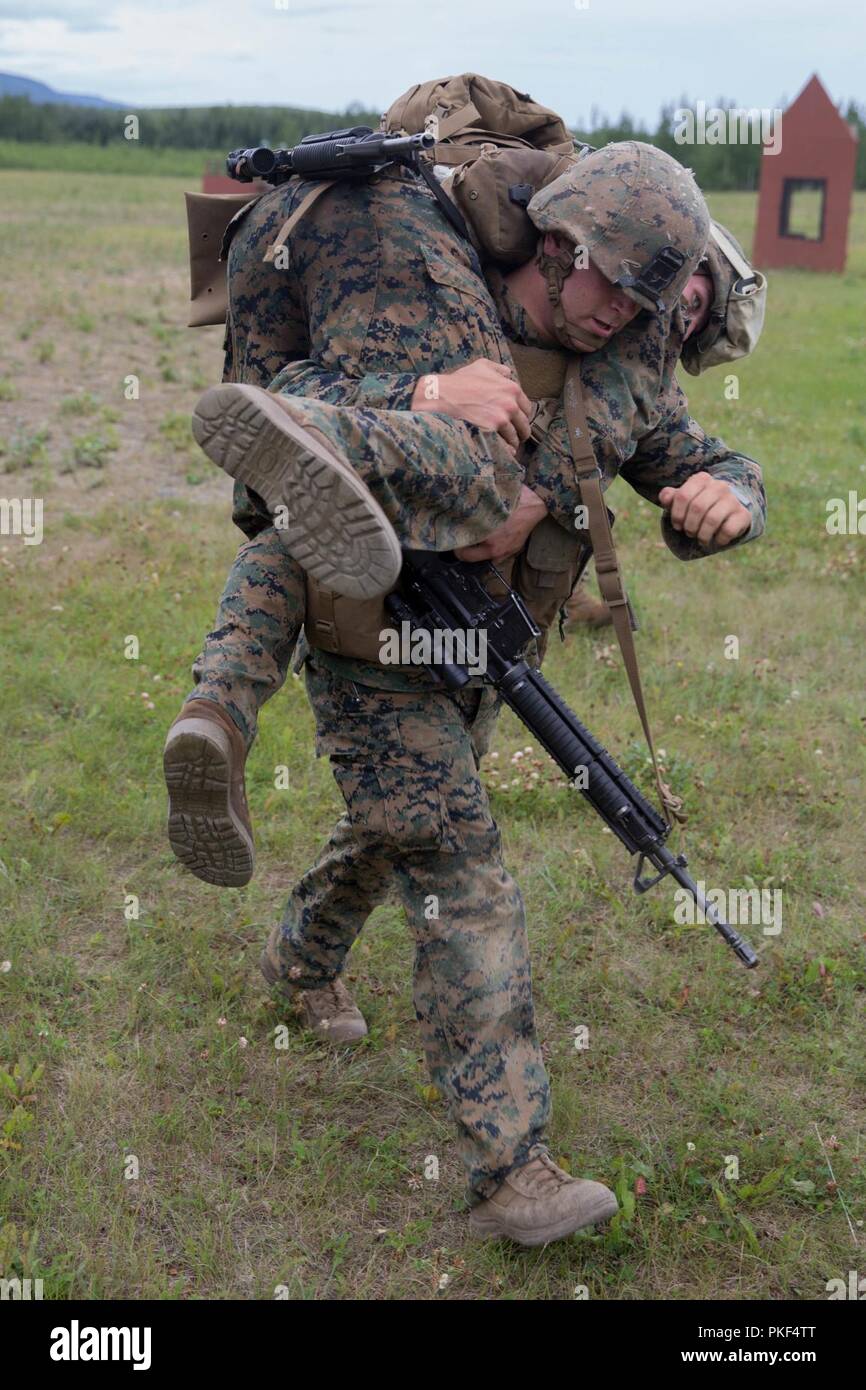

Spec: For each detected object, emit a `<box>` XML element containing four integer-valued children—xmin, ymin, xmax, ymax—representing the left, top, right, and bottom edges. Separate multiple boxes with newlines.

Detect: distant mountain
<box><xmin>0</xmin><ymin>72</ymin><xmax>123</xmax><ymax>108</ymax></box>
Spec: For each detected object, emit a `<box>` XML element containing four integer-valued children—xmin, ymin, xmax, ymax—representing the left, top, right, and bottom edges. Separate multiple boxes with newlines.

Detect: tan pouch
<box><xmin>303</xmin><ymin>557</ymin><xmax>523</xmax><ymax>663</ymax></box>
<box><xmin>508</xmin><ymin>341</ymin><xmax>570</xmax><ymax>401</ymax></box>
<box><xmin>185</xmin><ymin>192</ymin><xmax>261</xmax><ymax>327</ymax></box>
<box><xmin>445</xmin><ymin>146</ymin><xmax>577</xmax><ymax>265</ymax></box>
<box><xmin>304</xmin><ymin>583</ymin><xmax>387</xmax><ymax>663</ymax></box>
<box><xmin>513</xmin><ymin>514</ymin><xmax>591</xmax><ymax>647</ymax></box>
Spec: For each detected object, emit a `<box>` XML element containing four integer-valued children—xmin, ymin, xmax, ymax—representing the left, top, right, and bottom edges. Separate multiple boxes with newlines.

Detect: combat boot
<box><xmin>468</xmin><ymin>1150</ymin><xmax>618</xmax><ymax>1246</ymax></box>
<box><xmin>163</xmin><ymin>698</ymin><xmax>254</xmax><ymax>887</ymax></box>
<box><xmin>192</xmin><ymin>383</ymin><xmax>402</xmax><ymax>601</ymax></box>
<box><xmin>260</xmin><ymin>927</ymin><xmax>367</xmax><ymax>1044</ymax></box>
<box><xmin>564</xmin><ymin>577</ymin><xmax>612</xmax><ymax>628</ymax></box>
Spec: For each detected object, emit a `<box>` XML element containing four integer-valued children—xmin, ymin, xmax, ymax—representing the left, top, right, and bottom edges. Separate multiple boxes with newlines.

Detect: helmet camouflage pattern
<box><xmin>527</xmin><ymin>141</ymin><xmax>710</xmax><ymax>341</ymax></box>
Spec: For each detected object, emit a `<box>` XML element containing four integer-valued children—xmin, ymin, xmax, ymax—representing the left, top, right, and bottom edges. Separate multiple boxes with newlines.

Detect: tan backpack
<box><xmin>382</xmin><ymin>73</ymin><xmax>575</xmax><ymax>166</ymax></box>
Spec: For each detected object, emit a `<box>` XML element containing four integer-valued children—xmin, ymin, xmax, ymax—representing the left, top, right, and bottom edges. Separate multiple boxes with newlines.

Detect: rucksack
<box><xmin>382</xmin><ymin>72</ymin><xmax>575</xmax><ymax>165</ymax></box>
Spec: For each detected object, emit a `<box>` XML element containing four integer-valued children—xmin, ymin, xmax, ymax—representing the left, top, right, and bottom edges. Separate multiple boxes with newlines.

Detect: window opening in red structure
<box><xmin>779</xmin><ymin>177</ymin><xmax>827</xmax><ymax>241</ymax></box>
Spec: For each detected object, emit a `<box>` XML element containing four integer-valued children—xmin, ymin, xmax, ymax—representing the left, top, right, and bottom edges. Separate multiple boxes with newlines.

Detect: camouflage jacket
<box><xmin>224</xmin><ymin>166</ymin><xmax>764</xmax><ymax>540</ymax></box>
<box><xmin>483</xmin><ymin>267</ymin><xmax>765</xmax><ymax>560</ymax></box>
<box><xmin>222</xmin><ymin>166</ymin><xmax>765</xmax><ymax>687</ymax></box>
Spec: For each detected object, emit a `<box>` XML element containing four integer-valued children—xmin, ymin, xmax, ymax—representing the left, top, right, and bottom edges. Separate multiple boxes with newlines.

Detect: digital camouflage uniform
<box><xmin>188</xmin><ymin>165</ymin><xmax>766</xmax><ymax>1202</ymax></box>
<box><xmin>195</xmin><ymin>167</ymin><xmax>765</xmax><ymax>726</ymax></box>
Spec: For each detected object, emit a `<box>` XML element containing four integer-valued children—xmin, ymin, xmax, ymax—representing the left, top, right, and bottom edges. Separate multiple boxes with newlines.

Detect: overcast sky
<box><xmin>0</xmin><ymin>0</ymin><xmax>863</xmax><ymax>126</ymax></box>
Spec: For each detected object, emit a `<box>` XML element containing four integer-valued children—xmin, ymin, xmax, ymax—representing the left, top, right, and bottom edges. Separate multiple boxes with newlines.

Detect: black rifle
<box><xmin>385</xmin><ymin>550</ymin><xmax>759</xmax><ymax>969</ymax></box>
<box><xmin>226</xmin><ymin>126</ymin><xmax>471</xmax><ymax>243</ymax></box>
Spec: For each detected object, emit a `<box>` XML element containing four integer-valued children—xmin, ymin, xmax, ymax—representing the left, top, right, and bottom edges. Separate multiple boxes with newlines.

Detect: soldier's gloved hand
<box><xmin>411</xmin><ymin>358</ymin><xmax>532</xmax><ymax>453</ymax></box>
<box><xmin>454</xmin><ymin>485</ymin><xmax>547</xmax><ymax>563</ymax></box>
<box><xmin>659</xmin><ymin>473</ymin><xmax>751</xmax><ymax>548</ymax></box>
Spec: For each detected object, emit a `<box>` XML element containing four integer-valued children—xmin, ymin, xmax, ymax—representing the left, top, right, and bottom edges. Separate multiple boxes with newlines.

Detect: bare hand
<box><xmin>659</xmin><ymin>473</ymin><xmax>751</xmax><ymax>548</ymax></box>
<box><xmin>454</xmin><ymin>485</ymin><xmax>548</xmax><ymax>563</ymax></box>
<box><xmin>411</xmin><ymin>358</ymin><xmax>532</xmax><ymax>453</ymax></box>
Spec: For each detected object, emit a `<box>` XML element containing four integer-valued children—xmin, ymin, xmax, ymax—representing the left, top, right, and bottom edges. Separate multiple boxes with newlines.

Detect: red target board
<box><xmin>754</xmin><ymin>74</ymin><xmax>858</xmax><ymax>273</ymax></box>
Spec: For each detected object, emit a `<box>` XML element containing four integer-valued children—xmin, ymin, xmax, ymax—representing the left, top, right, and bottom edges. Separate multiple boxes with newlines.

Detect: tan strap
<box><xmin>431</xmin><ymin>100</ymin><xmax>481</xmax><ymax>141</ymax></box>
<box><xmin>709</xmin><ymin>222</ymin><xmax>753</xmax><ymax>281</ymax></box>
<box><xmin>262</xmin><ymin>181</ymin><xmax>336</xmax><ymax>264</ymax></box>
<box><xmin>310</xmin><ymin>587</ymin><xmax>339</xmax><ymax>654</ymax></box>
<box><xmin>563</xmin><ymin>361</ymin><xmax>685</xmax><ymax>826</ymax></box>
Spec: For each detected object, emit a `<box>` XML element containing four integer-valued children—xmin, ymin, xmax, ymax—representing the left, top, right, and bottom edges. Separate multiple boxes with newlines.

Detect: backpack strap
<box><xmin>563</xmin><ymin>360</ymin><xmax>686</xmax><ymax>826</ymax></box>
<box><xmin>709</xmin><ymin>222</ymin><xmax>753</xmax><ymax>280</ymax></box>
<box><xmin>429</xmin><ymin>100</ymin><xmax>481</xmax><ymax>140</ymax></box>
<box><xmin>262</xmin><ymin>180</ymin><xmax>337</xmax><ymax>263</ymax></box>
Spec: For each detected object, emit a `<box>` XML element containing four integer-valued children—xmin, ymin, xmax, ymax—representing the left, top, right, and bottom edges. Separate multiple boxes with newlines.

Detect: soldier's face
<box><xmin>680</xmin><ymin>272</ymin><xmax>714</xmax><ymax>341</ymax></box>
<box><xmin>550</xmin><ymin>238</ymin><xmax>641</xmax><ymax>342</ymax></box>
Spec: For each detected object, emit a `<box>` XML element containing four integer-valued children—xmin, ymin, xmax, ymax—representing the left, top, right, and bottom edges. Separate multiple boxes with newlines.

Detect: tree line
<box><xmin>1</xmin><ymin>94</ymin><xmax>863</xmax><ymax>189</ymax></box>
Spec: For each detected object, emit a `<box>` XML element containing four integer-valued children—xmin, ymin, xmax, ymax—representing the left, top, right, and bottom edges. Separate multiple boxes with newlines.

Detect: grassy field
<box><xmin>0</xmin><ymin>139</ymin><xmax>227</xmax><ymax>178</ymax></box>
<box><xmin>0</xmin><ymin>168</ymin><xmax>864</xmax><ymax>1301</ymax></box>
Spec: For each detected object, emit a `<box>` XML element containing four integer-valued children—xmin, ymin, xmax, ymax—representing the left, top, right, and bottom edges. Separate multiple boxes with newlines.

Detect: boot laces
<box><xmin>519</xmin><ymin>1151</ymin><xmax>572</xmax><ymax>1194</ymax></box>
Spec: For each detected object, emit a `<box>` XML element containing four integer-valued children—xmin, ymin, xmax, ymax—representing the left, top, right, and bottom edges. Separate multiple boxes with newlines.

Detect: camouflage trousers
<box><xmin>265</xmin><ymin>653</ymin><xmax>552</xmax><ymax>1201</ymax></box>
<box><xmin>190</xmin><ymin>526</ymin><xmax>305</xmax><ymax>746</ymax></box>
<box><xmin>231</xmin><ymin>392</ymin><xmax>524</xmax><ymax>552</ymax></box>
<box><xmin>187</xmin><ymin>400</ymin><xmax>552</xmax><ymax>1198</ymax></box>
<box><xmin>189</xmin><ymin>530</ymin><xmax>553</xmax><ymax>1198</ymax></box>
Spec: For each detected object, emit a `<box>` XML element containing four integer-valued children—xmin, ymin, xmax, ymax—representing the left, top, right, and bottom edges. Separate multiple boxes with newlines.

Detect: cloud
<box><xmin>0</xmin><ymin>0</ymin><xmax>861</xmax><ymax>126</ymax></box>
<box><xmin>272</xmin><ymin>3</ymin><xmax>370</xmax><ymax>14</ymax></box>
<box><xmin>0</xmin><ymin>1</ymin><xmax>118</xmax><ymax>30</ymax></box>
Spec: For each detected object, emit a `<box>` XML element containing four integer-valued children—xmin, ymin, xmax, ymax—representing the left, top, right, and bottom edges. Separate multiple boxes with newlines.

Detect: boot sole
<box><xmin>164</xmin><ymin>719</ymin><xmax>254</xmax><ymax>887</ymax></box>
<box><xmin>192</xmin><ymin>385</ymin><xmax>402</xmax><ymax>600</ymax></box>
<box><xmin>468</xmin><ymin>1192</ymin><xmax>619</xmax><ymax>1247</ymax></box>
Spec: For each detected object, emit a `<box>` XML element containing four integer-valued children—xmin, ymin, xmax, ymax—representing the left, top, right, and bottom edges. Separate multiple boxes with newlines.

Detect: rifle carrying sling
<box><xmin>562</xmin><ymin>359</ymin><xmax>685</xmax><ymax>826</ymax></box>
<box><xmin>261</xmin><ymin>180</ymin><xmax>337</xmax><ymax>264</ymax></box>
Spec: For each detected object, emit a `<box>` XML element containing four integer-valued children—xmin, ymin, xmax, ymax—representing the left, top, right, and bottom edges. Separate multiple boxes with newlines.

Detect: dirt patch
<box><xmin>1</xmin><ymin>213</ymin><xmax>232</xmax><ymax>560</ymax></box>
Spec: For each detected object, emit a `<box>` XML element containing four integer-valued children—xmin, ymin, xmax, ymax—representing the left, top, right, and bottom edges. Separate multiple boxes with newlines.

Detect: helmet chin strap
<box><xmin>535</xmin><ymin>238</ymin><xmax>606</xmax><ymax>353</ymax></box>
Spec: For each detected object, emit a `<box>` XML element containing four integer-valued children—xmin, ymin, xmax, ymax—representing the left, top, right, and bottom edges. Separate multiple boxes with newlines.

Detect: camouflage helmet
<box><xmin>527</xmin><ymin>141</ymin><xmax>710</xmax><ymax>349</ymax></box>
<box><xmin>680</xmin><ymin>221</ymin><xmax>767</xmax><ymax>376</ymax></box>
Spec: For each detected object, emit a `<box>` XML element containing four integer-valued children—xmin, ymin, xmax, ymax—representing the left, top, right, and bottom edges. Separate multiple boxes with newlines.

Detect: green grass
<box><xmin>0</xmin><ymin>139</ymin><xmax>226</xmax><ymax>178</ymax></box>
<box><xmin>0</xmin><ymin>174</ymin><xmax>864</xmax><ymax>1300</ymax></box>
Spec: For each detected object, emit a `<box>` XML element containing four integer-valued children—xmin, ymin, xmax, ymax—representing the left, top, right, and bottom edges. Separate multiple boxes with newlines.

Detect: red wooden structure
<box><xmin>202</xmin><ymin>161</ymin><xmax>267</xmax><ymax>196</ymax></box>
<box><xmin>753</xmin><ymin>74</ymin><xmax>858</xmax><ymax>272</ymax></box>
